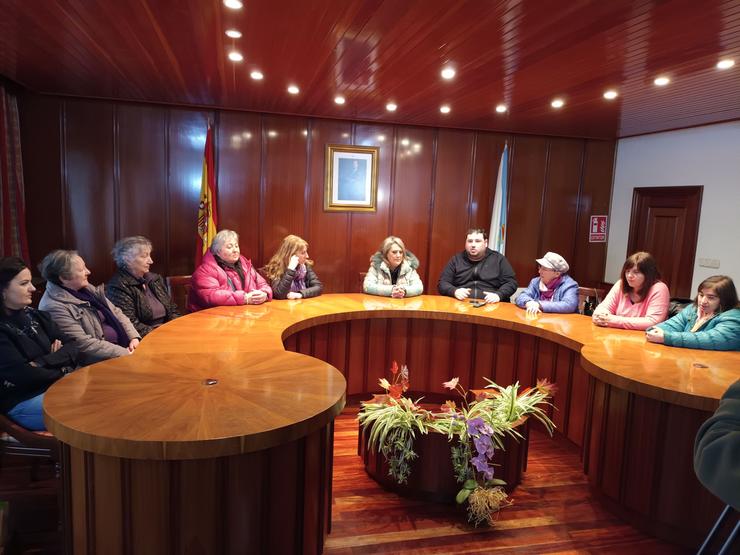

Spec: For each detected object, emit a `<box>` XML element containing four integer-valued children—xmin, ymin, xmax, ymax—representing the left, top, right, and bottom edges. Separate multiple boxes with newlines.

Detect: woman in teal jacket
<box><xmin>646</xmin><ymin>275</ymin><xmax>740</xmax><ymax>351</ymax></box>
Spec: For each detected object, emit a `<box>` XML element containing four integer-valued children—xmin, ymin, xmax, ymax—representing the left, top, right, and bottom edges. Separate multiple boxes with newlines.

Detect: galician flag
<box><xmin>196</xmin><ymin>123</ymin><xmax>218</xmax><ymax>265</ymax></box>
<box><xmin>488</xmin><ymin>144</ymin><xmax>508</xmax><ymax>254</ymax></box>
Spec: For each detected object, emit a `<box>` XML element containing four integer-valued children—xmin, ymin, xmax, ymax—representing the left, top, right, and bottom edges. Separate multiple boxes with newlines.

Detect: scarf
<box><xmin>214</xmin><ymin>255</ymin><xmax>246</xmax><ymax>290</ymax></box>
<box><xmin>64</xmin><ymin>286</ymin><xmax>129</xmax><ymax>347</ymax></box>
<box><xmin>538</xmin><ymin>275</ymin><xmax>564</xmax><ymax>301</ymax></box>
<box><xmin>291</xmin><ymin>264</ymin><xmax>307</xmax><ymax>293</ymax></box>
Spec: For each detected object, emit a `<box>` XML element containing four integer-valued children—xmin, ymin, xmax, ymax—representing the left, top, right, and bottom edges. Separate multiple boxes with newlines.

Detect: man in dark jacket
<box><xmin>438</xmin><ymin>228</ymin><xmax>517</xmax><ymax>302</ymax></box>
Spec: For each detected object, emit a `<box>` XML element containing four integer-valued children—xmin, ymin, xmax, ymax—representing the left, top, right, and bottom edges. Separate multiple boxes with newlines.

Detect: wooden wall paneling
<box><xmin>599</xmin><ymin>386</ymin><xmax>629</xmax><ymax>501</ymax></box>
<box><xmin>70</xmin><ymin>447</ymin><xmax>88</xmax><ymax>554</ymax></box>
<box><xmin>349</xmin><ymin>123</ymin><xmax>394</xmax><ymax>292</ymax></box>
<box><xmin>427</xmin><ymin>320</ymin><xmax>453</xmax><ymax>394</ymax></box>
<box><xmin>92</xmin><ymin>454</ymin><xmax>123</xmax><ymax>554</ymax></box>
<box><xmin>346</xmin><ymin>320</ymin><xmax>369</xmax><ymax>395</ymax></box>
<box><xmin>470</xmin><ymin>325</ymin><xmax>496</xmax><ymax>388</ymax></box>
<box><xmin>305</xmin><ymin>118</ymin><xmax>352</xmax><ymax>293</ymax></box>
<box><xmin>297</xmin><ymin>328</ymin><xmax>313</xmax><ymax>355</ymax></box>
<box><xmin>267</xmin><ymin>441</ymin><xmax>300</xmax><ymax>554</ymax></box>
<box><xmin>389</xmin><ymin>126</ymin><xmax>435</xmax><ymax>287</ymax></box>
<box><xmin>312</xmin><ymin>322</ymin><xmax>330</xmax><ymax>361</ymax></box>
<box><xmin>493</xmin><ymin>328</ymin><xmax>517</xmax><ymax>387</ymax></box>
<box><xmin>450</xmin><ymin>322</ymin><xmax>475</xmax><ymax>388</ymax></box>
<box><xmin>63</xmin><ymin>99</ymin><xmax>116</xmax><ymax>279</ymax></box>
<box><xmin>427</xmin><ymin>129</ymin><xmax>475</xmax><ymax>286</ymax></box>
<box><xmin>326</xmin><ymin>322</ymin><xmax>349</xmax><ymax>379</ymax></box>
<box><xmin>654</xmin><ymin>405</ymin><xmax>719</xmax><ymax>539</ymax></box>
<box><xmin>261</xmin><ymin>115</ymin><xmax>309</xmax><ymax>267</ymax></box>
<box><xmin>571</xmin><ymin>139</ymin><xmax>615</xmax><ymax>287</ymax></box>
<box><xmin>116</xmin><ymin>104</ymin><xmax>168</xmax><ymax>274</ymax></box>
<box><xmin>18</xmin><ymin>94</ymin><xmax>63</xmax><ymax>267</ymax></box>
<box><xmin>566</xmin><ymin>355</ymin><xmax>589</xmax><ymax>447</ymax></box>
<box><xmin>469</xmin><ymin>132</ymin><xmax>509</xmax><ymax>229</ymax></box>
<box><xmin>302</xmin><ymin>429</ymin><xmax>322</xmax><ymax>554</ymax></box>
<box><xmin>506</xmin><ymin>136</ymin><xmax>549</xmax><ymax>282</ymax></box>
<box><xmin>539</xmin><ymin>138</ymin><xmax>584</xmax><ymax>263</ymax></box>
<box><xmin>551</xmin><ymin>346</ymin><xmax>574</xmax><ymax>433</ymax></box>
<box><xmin>387</xmin><ymin>318</ymin><xmax>410</xmax><ymax>371</ymax></box>
<box><xmin>225</xmin><ymin>453</ymin><xmax>266</xmax><ymax>552</ymax></box>
<box><xmin>586</xmin><ymin>378</ymin><xmax>608</xmax><ymax>486</ymax></box>
<box><xmin>177</xmin><ymin>459</ymin><xmax>221</xmax><ymax>552</ymax></box>
<box><xmin>166</xmin><ymin>108</ymin><xmax>211</xmax><ymax>276</ymax></box>
<box><xmin>366</xmin><ymin>318</ymin><xmax>389</xmax><ymax>391</ymax></box>
<box><xmin>283</xmin><ymin>333</ymin><xmax>297</xmax><ymax>352</ymax></box>
<box><xmin>406</xmin><ymin>318</ymin><xmax>432</xmax><ymax>391</ymax></box>
<box><xmin>621</xmin><ymin>395</ymin><xmax>662</xmax><ymax>516</ymax></box>
<box><xmin>217</xmin><ymin>111</ymin><xmax>262</xmax><ymax>266</ymax></box>
<box><xmin>515</xmin><ymin>334</ymin><xmax>537</xmax><ymax>388</ymax></box>
<box><xmin>129</xmin><ymin>460</ymin><xmax>170</xmax><ymax>554</ymax></box>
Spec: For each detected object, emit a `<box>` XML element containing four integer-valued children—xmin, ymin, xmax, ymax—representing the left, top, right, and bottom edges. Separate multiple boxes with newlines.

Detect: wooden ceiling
<box><xmin>2</xmin><ymin>0</ymin><xmax>740</xmax><ymax>139</ymax></box>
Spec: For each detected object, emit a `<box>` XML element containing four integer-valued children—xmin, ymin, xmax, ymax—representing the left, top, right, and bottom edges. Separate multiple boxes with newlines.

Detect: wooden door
<box><xmin>627</xmin><ymin>186</ymin><xmax>702</xmax><ymax>298</ymax></box>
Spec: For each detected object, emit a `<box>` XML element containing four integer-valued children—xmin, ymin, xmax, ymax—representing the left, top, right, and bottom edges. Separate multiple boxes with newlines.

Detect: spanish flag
<box><xmin>196</xmin><ymin>123</ymin><xmax>218</xmax><ymax>265</ymax></box>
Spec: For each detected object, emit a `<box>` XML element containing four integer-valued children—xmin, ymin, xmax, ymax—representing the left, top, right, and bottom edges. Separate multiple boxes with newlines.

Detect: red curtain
<box><xmin>0</xmin><ymin>84</ymin><xmax>29</xmax><ymax>260</ymax></box>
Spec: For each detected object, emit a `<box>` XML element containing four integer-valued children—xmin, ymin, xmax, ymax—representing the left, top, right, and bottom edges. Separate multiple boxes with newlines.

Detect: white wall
<box><xmin>607</xmin><ymin>121</ymin><xmax>740</xmax><ymax>292</ymax></box>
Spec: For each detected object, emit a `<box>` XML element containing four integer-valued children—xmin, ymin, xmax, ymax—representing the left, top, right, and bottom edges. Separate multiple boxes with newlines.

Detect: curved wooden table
<box><xmin>44</xmin><ymin>294</ymin><xmax>739</xmax><ymax>552</ymax></box>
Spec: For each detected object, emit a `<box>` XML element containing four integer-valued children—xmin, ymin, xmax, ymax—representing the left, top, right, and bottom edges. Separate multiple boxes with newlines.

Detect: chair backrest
<box><xmin>668</xmin><ymin>297</ymin><xmax>693</xmax><ymax>318</ymax></box>
<box><xmin>166</xmin><ymin>275</ymin><xmax>192</xmax><ymax>315</ymax></box>
<box><xmin>578</xmin><ymin>286</ymin><xmax>605</xmax><ymax>315</ymax></box>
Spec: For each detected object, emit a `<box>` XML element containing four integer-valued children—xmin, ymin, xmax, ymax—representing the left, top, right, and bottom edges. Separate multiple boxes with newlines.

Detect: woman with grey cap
<box><xmin>515</xmin><ymin>252</ymin><xmax>579</xmax><ymax>314</ymax></box>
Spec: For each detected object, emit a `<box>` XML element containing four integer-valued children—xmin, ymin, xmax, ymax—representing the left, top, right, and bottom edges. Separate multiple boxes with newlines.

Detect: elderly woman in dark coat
<box><xmin>0</xmin><ymin>257</ymin><xmax>79</xmax><ymax>430</ymax></box>
<box><xmin>106</xmin><ymin>236</ymin><xmax>180</xmax><ymax>337</ymax></box>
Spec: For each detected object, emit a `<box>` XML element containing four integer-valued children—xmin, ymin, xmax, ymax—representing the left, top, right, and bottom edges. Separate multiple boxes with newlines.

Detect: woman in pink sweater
<box><xmin>592</xmin><ymin>252</ymin><xmax>669</xmax><ymax>330</ymax></box>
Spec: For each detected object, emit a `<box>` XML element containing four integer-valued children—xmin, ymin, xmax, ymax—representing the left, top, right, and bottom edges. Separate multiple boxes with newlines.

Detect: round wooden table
<box><xmin>44</xmin><ymin>294</ymin><xmax>740</xmax><ymax>552</ymax></box>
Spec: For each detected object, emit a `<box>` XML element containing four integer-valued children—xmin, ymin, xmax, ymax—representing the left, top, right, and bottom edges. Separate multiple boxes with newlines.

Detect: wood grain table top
<box><xmin>44</xmin><ymin>294</ymin><xmax>739</xmax><ymax>459</ymax></box>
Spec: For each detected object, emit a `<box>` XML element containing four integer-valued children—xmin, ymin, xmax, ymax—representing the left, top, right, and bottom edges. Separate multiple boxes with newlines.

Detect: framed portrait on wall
<box><xmin>324</xmin><ymin>144</ymin><xmax>379</xmax><ymax>212</ymax></box>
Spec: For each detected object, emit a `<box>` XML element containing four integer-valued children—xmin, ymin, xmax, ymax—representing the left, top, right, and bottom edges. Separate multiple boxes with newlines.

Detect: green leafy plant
<box><xmin>358</xmin><ymin>362</ymin><xmax>556</xmax><ymax>525</ymax></box>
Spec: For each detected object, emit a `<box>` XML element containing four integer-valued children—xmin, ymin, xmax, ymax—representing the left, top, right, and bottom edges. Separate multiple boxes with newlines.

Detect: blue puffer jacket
<box><xmin>656</xmin><ymin>305</ymin><xmax>740</xmax><ymax>351</ymax></box>
<box><xmin>515</xmin><ymin>275</ymin><xmax>579</xmax><ymax>313</ymax></box>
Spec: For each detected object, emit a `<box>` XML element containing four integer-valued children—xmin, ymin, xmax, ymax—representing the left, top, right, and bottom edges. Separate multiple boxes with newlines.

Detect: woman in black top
<box><xmin>0</xmin><ymin>257</ymin><xmax>78</xmax><ymax>431</ymax></box>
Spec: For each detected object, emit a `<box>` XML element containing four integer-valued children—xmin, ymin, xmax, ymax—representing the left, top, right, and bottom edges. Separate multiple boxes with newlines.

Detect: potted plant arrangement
<box><xmin>358</xmin><ymin>362</ymin><xmax>555</xmax><ymax>526</ymax></box>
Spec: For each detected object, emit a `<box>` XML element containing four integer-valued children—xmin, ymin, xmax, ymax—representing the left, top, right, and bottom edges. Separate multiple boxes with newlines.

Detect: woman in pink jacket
<box><xmin>592</xmin><ymin>251</ymin><xmax>669</xmax><ymax>330</ymax></box>
<box><xmin>187</xmin><ymin>230</ymin><xmax>272</xmax><ymax>312</ymax></box>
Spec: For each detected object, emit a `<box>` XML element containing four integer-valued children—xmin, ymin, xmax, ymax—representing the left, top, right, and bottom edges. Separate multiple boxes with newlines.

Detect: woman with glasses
<box><xmin>592</xmin><ymin>251</ymin><xmax>669</xmax><ymax>330</ymax></box>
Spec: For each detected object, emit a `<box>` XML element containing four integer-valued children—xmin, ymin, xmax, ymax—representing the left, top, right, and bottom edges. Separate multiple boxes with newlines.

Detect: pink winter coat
<box><xmin>187</xmin><ymin>251</ymin><xmax>272</xmax><ymax>312</ymax></box>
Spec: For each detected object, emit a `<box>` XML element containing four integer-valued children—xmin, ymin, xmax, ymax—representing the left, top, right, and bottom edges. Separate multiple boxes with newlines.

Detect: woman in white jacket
<box><xmin>363</xmin><ymin>236</ymin><xmax>423</xmax><ymax>298</ymax></box>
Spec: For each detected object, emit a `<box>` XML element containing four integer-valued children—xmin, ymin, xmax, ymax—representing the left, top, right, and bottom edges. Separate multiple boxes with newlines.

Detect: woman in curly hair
<box><xmin>262</xmin><ymin>235</ymin><xmax>323</xmax><ymax>300</ymax></box>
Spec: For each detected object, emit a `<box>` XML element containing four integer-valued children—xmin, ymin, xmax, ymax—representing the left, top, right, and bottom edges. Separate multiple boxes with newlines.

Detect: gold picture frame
<box><xmin>324</xmin><ymin>144</ymin><xmax>379</xmax><ymax>212</ymax></box>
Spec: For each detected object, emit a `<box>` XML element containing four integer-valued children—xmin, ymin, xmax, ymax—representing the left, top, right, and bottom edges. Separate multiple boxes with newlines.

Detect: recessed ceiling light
<box><xmin>223</xmin><ymin>0</ymin><xmax>243</xmax><ymax>9</ymax></box>
<box><xmin>225</xmin><ymin>29</ymin><xmax>242</xmax><ymax>38</ymax></box>
<box><xmin>717</xmin><ymin>59</ymin><xmax>735</xmax><ymax>70</ymax></box>
<box><xmin>495</xmin><ymin>104</ymin><xmax>507</xmax><ymax>113</ymax></box>
<box><xmin>654</xmin><ymin>76</ymin><xmax>670</xmax><ymax>86</ymax></box>
<box><xmin>440</xmin><ymin>105</ymin><xmax>451</xmax><ymax>114</ymax></box>
<box><xmin>400</xmin><ymin>138</ymin><xmax>410</xmax><ymax>146</ymax></box>
<box><xmin>287</xmin><ymin>85</ymin><xmax>300</xmax><ymax>94</ymax></box>
<box><xmin>377</xmin><ymin>135</ymin><xmax>386</xmax><ymax>142</ymax></box>
<box><xmin>334</xmin><ymin>96</ymin><xmax>345</xmax><ymax>105</ymax></box>
<box><xmin>603</xmin><ymin>90</ymin><xmax>618</xmax><ymax>100</ymax></box>
<box><xmin>551</xmin><ymin>98</ymin><xmax>564</xmax><ymax>108</ymax></box>
<box><xmin>228</xmin><ymin>51</ymin><xmax>243</xmax><ymax>62</ymax></box>
<box><xmin>386</xmin><ymin>102</ymin><xmax>397</xmax><ymax>112</ymax></box>
<box><xmin>267</xmin><ymin>130</ymin><xmax>277</xmax><ymax>137</ymax></box>
<box><xmin>250</xmin><ymin>70</ymin><xmax>263</xmax><ymax>80</ymax></box>
<box><xmin>441</xmin><ymin>67</ymin><xmax>456</xmax><ymax>80</ymax></box>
